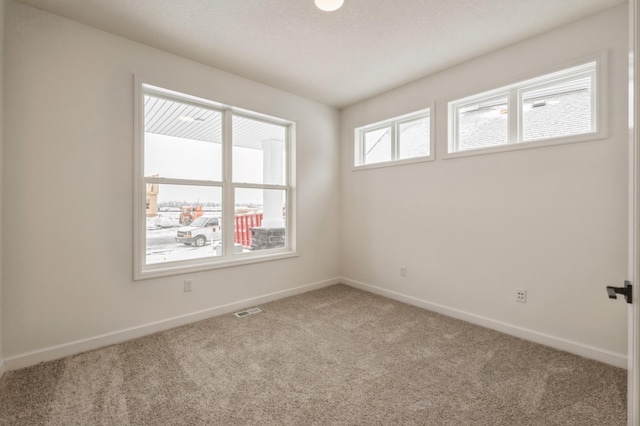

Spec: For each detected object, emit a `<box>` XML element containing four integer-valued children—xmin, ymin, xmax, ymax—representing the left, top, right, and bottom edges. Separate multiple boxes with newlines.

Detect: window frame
<box><xmin>353</xmin><ymin>107</ymin><xmax>434</xmax><ymax>170</ymax></box>
<box><xmin>134</xmin><ymin>77</ymin><xmax>297</xmax><ymax>280</ymax></box>
<box><xmin>446</xmin><ymin>54</ymin><xmax>607</xmax><ymax>159</ymax></box>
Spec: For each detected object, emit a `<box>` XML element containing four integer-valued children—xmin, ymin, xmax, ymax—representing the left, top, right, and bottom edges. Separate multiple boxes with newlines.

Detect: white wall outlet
<box><xmin>516</xmin><ymin>288</ymin><xmax>526</xmax><ymax>303</ymax></box>
<box><xmin>400</xmin><ymin>266</ymin><xmax>407</xmax><ymax>277</ymax></box>
<box><xmin>184</xmin><ymin>279</ymin><xmax>193</xmax><ymax>292</ymax></box>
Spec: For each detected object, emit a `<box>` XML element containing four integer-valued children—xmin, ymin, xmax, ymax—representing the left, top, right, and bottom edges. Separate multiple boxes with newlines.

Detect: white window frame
<box><xmin>446</xmin><ymin>54</ymin><xmax>607</xmax><ymax>159</ymax></box>
<box><xmin>134</xmin><ymin>77</ymin><xmax>297</xmax><ymax>280</ymax></box>
<box><xmin>353</xmin><ymin>107</ymin><xmax>434</xmax><ymax>170</ymax></box>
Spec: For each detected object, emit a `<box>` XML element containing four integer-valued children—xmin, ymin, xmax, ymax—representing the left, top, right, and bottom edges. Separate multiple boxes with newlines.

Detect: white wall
<box><xmin>2</xmin><ymin>1</ymin><xmax>341</xmax><ymax>366</ymax></box>
<box><xmin>341</xmin><ymin>5</ymin><xmax>629</xmax><ymax>364</ymax></box>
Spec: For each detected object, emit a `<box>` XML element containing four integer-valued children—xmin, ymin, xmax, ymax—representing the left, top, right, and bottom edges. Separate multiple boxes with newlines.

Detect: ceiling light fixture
<box><xmin>315</xmin><ymin>0</ymin><xmax>344</xmax><ymax>12</ymax></box>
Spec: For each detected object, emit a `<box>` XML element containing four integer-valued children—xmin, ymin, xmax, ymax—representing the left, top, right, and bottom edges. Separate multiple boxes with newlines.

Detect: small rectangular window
<box><xmin>354</xmin><ymin>108</ymin><xmax>433</xmax><ymax>168</ymax></box>
<box><xmin>448</xmin><ymin>58</ymin><xmax>602</xmax><ymax>157</ymax></box>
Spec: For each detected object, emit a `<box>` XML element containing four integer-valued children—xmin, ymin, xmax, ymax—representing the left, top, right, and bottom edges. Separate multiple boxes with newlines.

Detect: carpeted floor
<box><xmin>0</xmin><ymin>284</ymin><xmax>627</xmax><ymax>425</ymax></box>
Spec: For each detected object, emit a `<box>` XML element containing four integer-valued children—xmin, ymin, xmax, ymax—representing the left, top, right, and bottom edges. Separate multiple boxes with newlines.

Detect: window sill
<box><xmin>443</xmin><ymin>131</ymin><xmax>607</xmax><ymax>160</ymax></box>
<box><xmin>135</xmin><ymin>250</ymin><xmax>299</xmax><ymax>280</ymax></box>
<box><xmin>352</xmin><ymin>155</ymin><xmax>434</xmax><ymax>171</ymax></box>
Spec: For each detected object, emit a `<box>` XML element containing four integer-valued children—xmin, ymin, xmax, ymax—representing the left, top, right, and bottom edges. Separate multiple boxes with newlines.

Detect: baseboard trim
<box><xmin>0</xmin><ymin>359</ymin><xmax>5</xmax><ymax>378</ymax></box>
<box><xmin>3</xmin><ymin>277</ymin><xmax>340</xmax><ymax>372</ymax></box>
<box><xmin>342</xmin><ymin>278</ymin><xmax>627</xmax><ymax>369</ymax></box>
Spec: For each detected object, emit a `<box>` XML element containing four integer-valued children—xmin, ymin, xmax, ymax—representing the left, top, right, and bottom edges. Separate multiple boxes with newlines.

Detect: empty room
<box><xmin>1</xmin><ymin>0</ymin><xmax>639</xmax><ymax>424</ymax></box>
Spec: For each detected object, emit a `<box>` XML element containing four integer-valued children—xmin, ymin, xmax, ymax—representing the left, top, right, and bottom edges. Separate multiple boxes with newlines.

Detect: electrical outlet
<box><xmin>400</xmin><ymin>266</ymin><xmax>407</xmax><ymax>277</ymax></box>
<box><xmin>516</xmin><ymin>288</ymin><xmax>526</xmax><ymax>303</ymax></box>
<box><xmin>184</xmin><ymin>279</ymin><xmax>193</xmax><ymax>292</ymax></box>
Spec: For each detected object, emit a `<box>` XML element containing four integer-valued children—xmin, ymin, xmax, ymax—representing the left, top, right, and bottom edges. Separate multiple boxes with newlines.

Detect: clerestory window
<box><xmin>447</xmin><ymin>57</ymin><xmax>605</xmax><ymax>157</ymax></box>
<box><xmin>354</xmin><ymin>108</ymin><xmax>433</xmax><ymax>169</ymax></box>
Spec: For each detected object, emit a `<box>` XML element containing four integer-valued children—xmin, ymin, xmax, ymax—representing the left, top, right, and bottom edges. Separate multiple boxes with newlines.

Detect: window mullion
<box><xmin>235</xmin><ymin>183</ymin><xmax>288</xmax><ymax>191</ymax></box>
<box><xmin>223</xmin><ymin>110</ymin><xmax>234</xmax><ymax>257</ymax></box>
<box><xmin>392</xmin><ymin>123</ymin><xmax>399</xmax><ymax>161</ymax></box>
<box><xmin>143</xmin><ymin>177</ymin><xmax>223</xmax><ymax>186</ymax></box>
<box><xmin>508</xmin><ymin>89</ymin><xmax>519</xmax><ymax>144</ymax></box>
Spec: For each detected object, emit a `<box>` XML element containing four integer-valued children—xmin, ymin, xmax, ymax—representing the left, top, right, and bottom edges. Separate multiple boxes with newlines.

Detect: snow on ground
<box><xmin>145</xmin><ymin>224</ymin><xmax>221</xmax><ymax>264</ymax></box>
<box><xmin>147</xmin><ymin>213</ymin><xmax>180</xmax><ymax>230</ymax></box>
<box><xmin>145</xmin><ymin>212</ymin><xmax>253</xmax><ymax>264</ymax></box>
<box><xmin>146</xmin><ymin>241</ymin><xmax>221</xmax><ymax>264</ymax></box>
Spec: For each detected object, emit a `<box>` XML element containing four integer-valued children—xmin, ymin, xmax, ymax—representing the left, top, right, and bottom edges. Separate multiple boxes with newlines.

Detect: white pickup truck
<box><xmin>176</xmin><ymin>216</ymin><xmax>221</xmax><ymax>247</ymax></box>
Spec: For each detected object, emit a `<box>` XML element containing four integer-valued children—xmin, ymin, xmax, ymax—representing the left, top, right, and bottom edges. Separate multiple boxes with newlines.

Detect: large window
<box><xmin>354</xmin><ymin>108</ymin><xmax>433</xmax><ymax>168</ymax></box>
<box><xmin>447</xmin><ymin>58</ymin><xmax>604</xmax><ymax>157</ymax></box>
<box><xmin>134</xmin><ymin>82</ymin><xmax>296</xmax><ymax>279</ymax></box>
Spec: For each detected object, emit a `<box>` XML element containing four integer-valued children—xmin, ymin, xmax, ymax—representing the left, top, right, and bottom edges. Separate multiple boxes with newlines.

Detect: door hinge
<box><xmin>606</xmin><ymin>280</ymin><xmax>633</xmax><ymax>304</ymax></box>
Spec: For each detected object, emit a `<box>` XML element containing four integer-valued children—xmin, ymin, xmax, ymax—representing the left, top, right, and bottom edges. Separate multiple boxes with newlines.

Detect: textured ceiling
<box><xmin>19</xmin><ymin>0</ymin><xmax>626</xmax><ymax>108</ymax></box>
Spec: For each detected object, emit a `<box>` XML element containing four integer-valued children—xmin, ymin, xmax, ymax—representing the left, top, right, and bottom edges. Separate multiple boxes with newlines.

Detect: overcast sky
<box><xmin>145</xmin><ymin>133</ymin><xmax>267</xmax><ymax>205</ymax></box>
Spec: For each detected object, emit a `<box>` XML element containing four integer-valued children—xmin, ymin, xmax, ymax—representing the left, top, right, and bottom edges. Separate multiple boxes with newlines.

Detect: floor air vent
<box><xmin>234</xmin><ymin>308</ymin><xmax>262</xmax><ymax>318</ymax></box>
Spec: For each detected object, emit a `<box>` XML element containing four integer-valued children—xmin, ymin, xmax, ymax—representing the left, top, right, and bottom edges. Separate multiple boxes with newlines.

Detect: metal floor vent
<box><xmin>234</xmin><ymin>307</ymin><xmax>262</xmax><ymax>318</ymax></box>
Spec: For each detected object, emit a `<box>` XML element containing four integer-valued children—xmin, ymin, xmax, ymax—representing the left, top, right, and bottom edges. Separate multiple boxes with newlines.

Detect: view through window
<box><xmin>354</xmin><ymin>109</ymin><xmax>432</xmax><ymax>168</ymax></box>
<box><xmin>448</xmin><ymin>60</ymin><xmax>599</xmax><ymax>155</ymax></box>
<box><xmin>137</xmin><ymin>85</ymin><xmax>294</xmax><ymax>277</ymax></box>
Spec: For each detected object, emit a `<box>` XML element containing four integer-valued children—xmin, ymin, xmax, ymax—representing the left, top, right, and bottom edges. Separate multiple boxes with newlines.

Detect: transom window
<box><xmin>354</xmin><ymin>109</ymin><xmax>433</xmax><ymax>168</ymax></box>
<box><xmin>448</xmin><ymin>59</ymin><xmax>603</xmax><ymax>156</ymax></box>
<box><xmin>134</xmin><ymin>82</ymin><xmax>296</xmax><ymax>279</ymax></box>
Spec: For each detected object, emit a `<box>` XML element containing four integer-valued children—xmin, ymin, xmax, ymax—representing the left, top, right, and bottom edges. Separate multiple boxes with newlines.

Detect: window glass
<box><xmin>144</xmin><ymin>95</ymin><xmax>222</xmax><ymax>181</ymax></box>
<box><xmin>234</xmin><ymin>188</ymin><xmax>287</xmax><ymax>253</ymax></box>
<box><xmin>456</xmin><ymin>98</ymin><xmax>509</xmax><ymax>152</ymax></box>
<box><xmin>232</xmin><ymin>115</ymin><xmax>286</xmax><ymax>185</ymax></box>
<box><xmin>521</xmin><ymin>75</ymin><xmax>593</xmax><ymax>142</ymax></box>
<box><xmin>146</xmin><ymin>184</ymin><xmax>222</xmax><ymax>265</ymax></box>
<box><xmin>363</xmin><ymin>126</ymin><xmax>392</xmax><ymax>165</ymax></box>
<box><xmin>398</xmin><ymin>116</ymin><xmax>430</xmax><ymax>160</ymax></box>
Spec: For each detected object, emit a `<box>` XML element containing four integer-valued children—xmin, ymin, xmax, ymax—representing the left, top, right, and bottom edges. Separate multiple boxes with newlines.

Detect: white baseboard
<box><xmin>342</xmin><ymin>278</ymin><xmax>627</xmax><ymax>369</ymax></box>
<box><xmin>3</xmin><ymin>277</ymin><xmax>340</xmax><ymax>372</ymax></box>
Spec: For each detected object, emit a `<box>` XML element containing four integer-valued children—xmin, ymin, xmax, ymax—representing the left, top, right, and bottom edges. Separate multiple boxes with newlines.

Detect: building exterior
<box><xmin>146</xmin><ymin>181</ymin><xmax>159</xmax><ymax>217</ymax></box>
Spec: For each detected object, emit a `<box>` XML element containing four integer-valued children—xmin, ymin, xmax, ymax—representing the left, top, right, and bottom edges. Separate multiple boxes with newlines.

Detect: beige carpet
<box><xmin>0</xmin><ymin>284</ymin><xmax>627</xmax><ymax>425</ymax></box>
